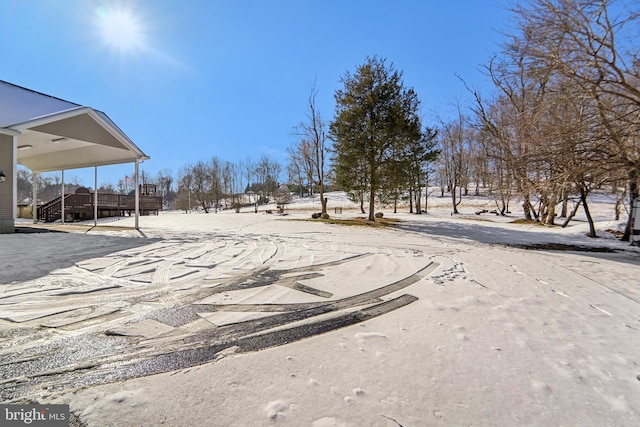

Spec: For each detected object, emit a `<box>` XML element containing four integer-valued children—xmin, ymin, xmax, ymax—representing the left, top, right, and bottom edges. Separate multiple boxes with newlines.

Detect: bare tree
<box><xmin>156</xmin><ymin>169</ymin><xmax>173</xmax><ymax>194</ymax></box>
<box><xmin>254</xmin><ymin>154</ymin><xmax>282</xmax><ymax>207</ymax></box>
<box><xmin>156</xmin><ymin>168</ymin><xmax>174</xmax><ymax>208</ymax></box>
<box><xmin>190</xmin><ymin>161</ymin><xmax>212</xmax><ymax>213</ymax></box>
<box><xmin>242</xmin><ymin>156</ymin><xmax>256</xmax><ymax>206</ymax></box>
<box><xmin>511</xmin><ymin>0</ymin><xmax>640</xmax><ymax>238</ymax></box>
<box><xmin>294</xmin><ymin>82</ymin><xmax>330</xmax><ymax>213</ymax></box>
<box><xmin>274</xmin><ymin>184</ymin><xmax>292</xmax><ymax>213</ymax></box>
<box><xmin>176</xmin><ymin>166</ymin><xmax>194</xmax><ymax>213</ymax></box>
<box><xmin>286</xmin><ymin>146</ymin><xmax>307</xmax><ymax>197</ymax></box>
<box><xmin>437</xmin><ymin>111</ymin><xmax>473</xmax><ymax>215</ymax></box>
<box><xmin>98</xmin><ymin>183</ymin><xmax>116</xmax><ymax>193</ymax></box>
<box><xmin>287</xmin><ymin>141</ymin><xmax>313</xmax><ymax>197</ymax></box>
<box><xmin>209</xmin><ymin>157</ymin><xmax>224</xmax><ymax>213</ymax></box>
<box><xmin>226</xmin><ymin>161</ymin><xmax>244</xmax><ymax>210</ymax></box>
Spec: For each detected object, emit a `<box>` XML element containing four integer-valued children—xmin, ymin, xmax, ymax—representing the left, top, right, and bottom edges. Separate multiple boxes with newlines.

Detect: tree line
<box><xmin>447</xmin><ymin>0</ymin><xmax>639</xmax><ymax>239</ymax></box>
<box><xmin>174</xmin><ymin>155</ymin><xmax>283</xmax><ymax>213</ymax></box>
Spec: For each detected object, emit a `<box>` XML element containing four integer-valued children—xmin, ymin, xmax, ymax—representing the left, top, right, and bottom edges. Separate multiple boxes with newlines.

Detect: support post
<box><xmin>12</xmin><ymin>136</ymin><xmax>17</xmax><ymax>223</ymax></box>
<box><xmin>61</xmin><ymin>170</ymin><xmax>65</xmax><ymax>224</ymax></box>
<box><xmin>32</xmin><ymin>171</ymin><xmax>37</xmax><ymax>224</ymax></box>
<box><xmin>94</xmin><ymin>166</ymin><xmax>98</xmax><ymax>227</ymax></box>
<box><xmin>135</xmin><ymin>159</ymin><xmax>140</xmax><ymax>229</ymax></box>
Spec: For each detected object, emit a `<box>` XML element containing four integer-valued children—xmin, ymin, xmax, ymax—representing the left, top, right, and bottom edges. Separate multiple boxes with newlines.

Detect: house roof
<box><xmin>0</xmin><ymin>80</ymin><xmax>149</xmax><ymax>172</ymax></box>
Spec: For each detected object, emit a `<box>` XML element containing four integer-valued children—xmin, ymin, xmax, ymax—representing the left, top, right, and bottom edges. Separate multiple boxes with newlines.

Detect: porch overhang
<box><xmin>9</xmin><ymin>107</ymin><xmax>149</xmax><ymax>172</ymax></box>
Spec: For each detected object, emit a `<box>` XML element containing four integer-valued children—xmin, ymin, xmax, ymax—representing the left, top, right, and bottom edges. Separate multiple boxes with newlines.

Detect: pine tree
<box><xmin>330</xmin><ymin>57</ymin><xmax>425</xmax><ymax>221</ymax></box>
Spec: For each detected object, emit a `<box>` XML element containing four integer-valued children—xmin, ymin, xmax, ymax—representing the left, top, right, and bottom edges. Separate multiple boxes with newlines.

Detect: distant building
<box><xmin>0</xmin><ymin>80</ymin><xmax>149</xmax><ymax>233</ymax></box>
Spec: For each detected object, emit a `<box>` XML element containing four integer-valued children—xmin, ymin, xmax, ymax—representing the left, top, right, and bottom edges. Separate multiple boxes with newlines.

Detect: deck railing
<box><xmin>37</xmin><ymin>192</ymin><xmax>163</xmax><ymax>223</ymax></box>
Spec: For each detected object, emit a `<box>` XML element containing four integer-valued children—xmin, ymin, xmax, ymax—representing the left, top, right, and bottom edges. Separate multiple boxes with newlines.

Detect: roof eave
<box><xmin>8</xmin><ymin>106</ymin><xmax>149</xmax><ymax>161</ymax></box>
<box><xmin>0</xmin><ymin>127</ymin><xmax>20</xmax><ymax>136</ymax></box>
<box><xmin>8</xmin><ymin>106</ymin><xmax>91</xmax><ymax>131</ymax></box>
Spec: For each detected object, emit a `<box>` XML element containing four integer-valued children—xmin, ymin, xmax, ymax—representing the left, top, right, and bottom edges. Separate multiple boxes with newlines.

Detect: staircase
<box><xmin>37</xmin><ymin>193</ymin><xmax>93</xmax><ymax>223</ymax></box>
<box><xmin>37</xmin><ymin>195</ymin><xmax>64</xmax><ymax>222</ymax></box>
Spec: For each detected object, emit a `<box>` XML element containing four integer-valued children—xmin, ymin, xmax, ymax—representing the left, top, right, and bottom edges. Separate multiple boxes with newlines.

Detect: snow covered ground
<box><xmin>1</xmin><ymin>192</ymin><xmax>639</xmax><ymax>426</ymax></box>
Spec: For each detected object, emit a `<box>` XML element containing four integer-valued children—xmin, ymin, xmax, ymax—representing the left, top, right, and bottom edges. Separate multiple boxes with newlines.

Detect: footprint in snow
<box><xmin>354</xmin><ymin>332</ymin><xmax>387</xmax><ymax>342</ymax></box>
<box><xmin>265</xmin><ymin>400</ymin><xmax>290</xmax><ymax>420</ymax></box>
<box><xmin>312</xmin><ymin>417</ymin><xmax>347</xmax><ymax>427</ymax></box>
<box><xmin>353</xmin><ymin>387</ymin><xmax>365</xmax><ymax>396</ymax></box>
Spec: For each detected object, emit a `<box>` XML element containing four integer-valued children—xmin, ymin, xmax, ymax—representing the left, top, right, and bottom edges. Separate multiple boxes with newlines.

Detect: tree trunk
<box><xmin>451</xmin><ymin>183</ymin><xmax>459</xmax><ymax>214</ymax></box>
<box><xmin>408</xmin><ymin>188</ymin><xmax>414</xmax><ymax>214</ymax></box>
<box><xmin>424</xmin><ymin>185</ymin><xmax>429</xmax><ymax>213</ymax></box>
<box><xmin>560</xmin><ymin>195</ymin><xmax>568</xmax><ymax>218</ymax></box>
<box><xmin>530</xmin><ymin>200</ymin><xmax>539</xmax><ymax>222</ymax></box>
<box><xmin>615</xmin><ymin>196</ymin><xmax>622</xmax><ymax>221</ymax></box>
<box><xmin>580</xmin><ymin>187</ymin><xmax>597</xmax><ymax>238</ymax></box>
<box><xmin>561</xmin><ymin>198</ymin><xmax>582</xmax><ymax>228</ymax></box>
<box><xmin>368</xmin><ymin>187</ymin><xmax>376</xmax><ymax>221</ymax></box>
<box><xmin>622</xmin><ymin>169</ymin><xmax>638</xmax><ymax>241</ymax></box>
<box><xmin>522</xmin><ymin>193</ymin><xmax>533</xmax><ymax>220</ymax></box>
<box><xmin>545</xmin><ymin>195</ymin><xmax>556</xmax><ymax>225</ymax></box>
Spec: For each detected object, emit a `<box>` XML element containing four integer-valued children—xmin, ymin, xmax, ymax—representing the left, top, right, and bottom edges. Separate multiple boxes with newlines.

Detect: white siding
<box><xmin>0</xmin><ymin>134</ymin><xmax>14</xmax><ymax>226</ymax></box>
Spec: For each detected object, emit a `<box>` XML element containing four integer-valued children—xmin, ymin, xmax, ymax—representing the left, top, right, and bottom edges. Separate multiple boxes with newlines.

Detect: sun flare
<box><xmin>96</xmin><ymin>6</ymin><xmax>145</xmax><ymax>53</ymax></box>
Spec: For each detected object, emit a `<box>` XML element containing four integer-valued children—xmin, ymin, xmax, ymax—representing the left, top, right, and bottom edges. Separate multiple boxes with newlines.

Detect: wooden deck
<box><xmin>37</xmin><ymin>186</ymin><xmax>163</xmax><ymax>223</ymax></box>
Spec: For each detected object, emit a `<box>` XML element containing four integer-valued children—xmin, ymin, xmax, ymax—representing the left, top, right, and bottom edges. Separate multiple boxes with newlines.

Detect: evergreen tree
<box><xmin>330</xmin><ymin>57</ymin><xmax>426</xmax><ymax>221</ymax></box>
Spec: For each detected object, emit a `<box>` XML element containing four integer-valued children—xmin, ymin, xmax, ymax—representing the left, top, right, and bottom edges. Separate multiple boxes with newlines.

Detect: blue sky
<box><xmin>1</xmin><ymin>0</ymin><xmax>510</xmax><ymax>188</ymax></box>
